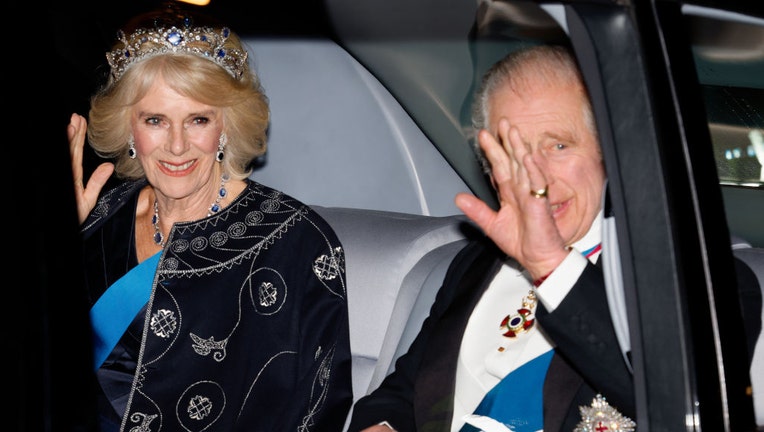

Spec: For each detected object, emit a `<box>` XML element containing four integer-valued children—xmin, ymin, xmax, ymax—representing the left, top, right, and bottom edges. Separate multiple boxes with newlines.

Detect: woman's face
<box><xmin>130</xmin><ymin>77</ymin><xmax>224</xmax><ymax>201</ymax></box>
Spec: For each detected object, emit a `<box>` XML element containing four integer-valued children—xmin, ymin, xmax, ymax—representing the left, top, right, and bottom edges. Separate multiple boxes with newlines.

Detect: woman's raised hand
<box><xmin>68</xmin><ymin>113</ymin><xmax>115</xmax><ymax>224</ymax></box>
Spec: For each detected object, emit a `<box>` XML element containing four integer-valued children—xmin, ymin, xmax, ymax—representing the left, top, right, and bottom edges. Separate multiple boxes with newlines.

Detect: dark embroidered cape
<box><xmin>81</xmin><ymin>178</ymin><xmax>353</xmax><ymax>431</ymax></box>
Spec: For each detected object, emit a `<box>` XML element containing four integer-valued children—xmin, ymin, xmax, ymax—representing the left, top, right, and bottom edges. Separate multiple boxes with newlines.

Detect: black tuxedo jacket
<box><xmin>349</xmin><ymin>237</ymin><xmax>635</xmax><ymax>432</ymax></box>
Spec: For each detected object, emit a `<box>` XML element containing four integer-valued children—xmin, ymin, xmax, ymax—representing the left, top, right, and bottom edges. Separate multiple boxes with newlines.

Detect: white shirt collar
<box><xmin>570</xmin><ymin>209</ymin><xmax>603</xmax><ymax>258</ymax></box>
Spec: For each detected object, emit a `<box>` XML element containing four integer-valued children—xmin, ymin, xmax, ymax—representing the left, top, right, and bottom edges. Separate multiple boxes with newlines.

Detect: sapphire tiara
<box><xmin>106</xmin><ymin>22</ymin><xmax>248</xmax><ymax>81</ymax></box>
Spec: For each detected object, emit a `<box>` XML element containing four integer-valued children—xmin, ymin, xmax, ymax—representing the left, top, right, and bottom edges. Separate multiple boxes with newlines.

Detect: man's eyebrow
<box><xmin>540</xmin><ymin>129</ymin><xmax>577</xmax><ymax>143</ymax></box>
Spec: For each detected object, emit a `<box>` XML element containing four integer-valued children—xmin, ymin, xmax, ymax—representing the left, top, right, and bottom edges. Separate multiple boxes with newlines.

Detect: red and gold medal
<box><xmin>500</xmin><ymin>290</ymin><xmax>537</xmax><ymax>338</ymax></box>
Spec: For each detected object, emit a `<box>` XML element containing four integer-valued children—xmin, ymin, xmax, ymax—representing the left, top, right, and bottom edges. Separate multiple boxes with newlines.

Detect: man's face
<box><xmin>488</xmin><ymin>79</ymin><xmax>606</xmax><ymax>246</ymax></box>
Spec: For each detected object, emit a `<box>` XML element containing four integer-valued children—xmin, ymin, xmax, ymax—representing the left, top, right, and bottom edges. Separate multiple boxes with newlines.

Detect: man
<box><xmin>348</xmin><ymin>44</ymin><xmax>635</xmax><ymax>432</ymax></box>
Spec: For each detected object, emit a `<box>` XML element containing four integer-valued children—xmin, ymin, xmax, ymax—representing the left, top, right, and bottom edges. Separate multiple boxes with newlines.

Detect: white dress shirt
<box><xmin>451</xmin><ymin>211</ymin><xmax>603</xmax><ymax>431</ymax></box>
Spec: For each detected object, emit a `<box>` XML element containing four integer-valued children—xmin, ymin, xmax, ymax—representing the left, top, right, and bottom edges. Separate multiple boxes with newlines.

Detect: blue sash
<box><xmin>461</xmin><ymin>350</ymin><xmax>554</xmax><ymax>432</ymax></box>
<box><xmin>90</xmin><ymin>252</ymin><xmax>161</xmax><ymax>370</ymax></box>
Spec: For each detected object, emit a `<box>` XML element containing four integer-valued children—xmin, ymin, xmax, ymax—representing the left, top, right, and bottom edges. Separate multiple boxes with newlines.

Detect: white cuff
<box><xmin>534</xmin><ymin>249</ymin><xmax>587</xmax><ymax>311</ymax></box>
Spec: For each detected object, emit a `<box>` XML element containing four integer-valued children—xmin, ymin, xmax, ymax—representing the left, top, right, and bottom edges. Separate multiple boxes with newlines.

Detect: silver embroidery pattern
<box><xmin>150</xmin><ymin>309</ymin><xmax>177</xmax><ymax>338</ymax></box>
<box><xmin>574</xmin><ymin>394</ymin><xmax>636</xmax><ymax>432</ymax></box>
<box><xmin>80</xmin><ymin>180</ymin><xmax>138</xmax><ymax>233</ymax></box>
<box><xmin>156</xmin><ymin>192</ymin><xmax>305</xmax><ymax>280</ymax></box>
<box><xmin>178</xmin><ymin>381</ymin><xmax>226</xmax><ymax>430</ymax></box>
<box><xmin>259</xmin><ymin>281</ymin><xmax>278</xmax><ymax>307</ymax></box>
<box><xmin>297</xmin><ymin>346</ymin><xmax>336</xmax><ymax>432</ymax></box>
<box><xmin>249</xmin><ymin>268</ymin><xmax>287</xmax><ymax>315</ymax></box>
<box><xmin>313</xmin><ymin>247</ymin><xmax>344</xmax><ymax>281</ymax></box>
<box><xmin>127</xmin><ymin>412</ymin><xmax>158</xmax><ymax>432</ymax></box>
<box><xmin>190</xmin><ymin>333</ymin><xmax>228</xmax><ymax>362</ymax></box>
<box><xmin>245</xmin><ymin>210</ymin><xmax>264</xmax><ymax>225</ymax></box>
<box><xmin>187</xmin><ymin>394</ymin><xmax>213</xmax><ymax>420</ymax></box>
<box><xmin>227</xmin><ymin>221</ymin><xmax>247</xmax><ymax>237</ymax></box>
<box><xmin>190</xmin><ymin>236</ymin><xmax>209</xmax><ymax>251</ymax></box>
<box><xmin>170</xmin><ymin>238</ymin><xmax>190</xmax><ymax>252</ymax></box>
<box><xmin>210</xmin><ymin>231</ymin><xmax>228</xmax><ymax>247</ymax></box>
<box><xmin>261</xmin><ymin>199</ymin><xmax>280</xmax><ymax>212</ymax></box>
<box><xmin>161</xmin><ymin>256</ymin><xmax>179</xmax><ymax>271</ymax></box>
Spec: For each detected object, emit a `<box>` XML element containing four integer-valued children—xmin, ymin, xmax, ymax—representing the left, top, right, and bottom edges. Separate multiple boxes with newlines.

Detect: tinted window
<box><xmin>688</xmin><ymin>7</ymin><xmax>764</xmax><ymax>187</ymax></box>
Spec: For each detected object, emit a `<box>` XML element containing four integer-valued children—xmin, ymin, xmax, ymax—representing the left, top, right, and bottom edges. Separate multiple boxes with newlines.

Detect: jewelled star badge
<box><xmin>574</xmin><ymin>394</ymin><xmax>635</xmax><ymax>432</ymax></box>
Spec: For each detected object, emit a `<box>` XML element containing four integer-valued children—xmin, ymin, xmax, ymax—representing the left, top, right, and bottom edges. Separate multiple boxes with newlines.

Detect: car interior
<box><xmin>245</xmin><ymin>4</ymin><xmax>764</xmax><ymax>429</ymax></box>
<box><xmin>28</xmin><ymin>0</ymin><xmax>764</xmax><ymax>430</ymax></box>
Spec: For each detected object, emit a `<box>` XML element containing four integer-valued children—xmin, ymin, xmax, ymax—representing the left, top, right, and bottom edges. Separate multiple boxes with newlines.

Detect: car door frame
<box><xmin>562</xmin><ymin>0</ymin><xmax>758</xmax><ymax>430</ymax></box>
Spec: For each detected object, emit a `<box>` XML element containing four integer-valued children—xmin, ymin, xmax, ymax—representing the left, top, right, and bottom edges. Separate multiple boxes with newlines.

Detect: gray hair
<box><xmin>470</xmin><ymin>44</ymin><xmax>597</xmax><ymax>174</ymax></box>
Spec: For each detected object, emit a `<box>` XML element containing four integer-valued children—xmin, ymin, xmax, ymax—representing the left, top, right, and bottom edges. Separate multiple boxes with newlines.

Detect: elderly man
<box><xmin>349</xmin><ymin>44</ymin><xmax>633</xmax><ymax>432</ymax></box>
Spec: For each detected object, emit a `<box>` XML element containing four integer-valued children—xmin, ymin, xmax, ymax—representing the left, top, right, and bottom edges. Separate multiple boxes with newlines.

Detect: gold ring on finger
<box><xmin>530</xmin><ymin>186</ymin><xmax>548</xmax><ymax>199</ymax></box>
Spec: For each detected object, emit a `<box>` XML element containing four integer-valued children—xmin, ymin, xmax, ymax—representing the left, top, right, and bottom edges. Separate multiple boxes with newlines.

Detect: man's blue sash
<box><xmin>461</xmin><ymin>350</ymin><xmax>554</xmax><ymax>432</ymax></box>
<box><xmin>89</xmin><ymin>252</ymin><xmax>160</xmax><ymax>370</ymax></box>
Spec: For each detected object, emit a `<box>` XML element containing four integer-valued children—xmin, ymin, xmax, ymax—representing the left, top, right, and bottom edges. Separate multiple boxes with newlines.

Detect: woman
<box><xmin>67</xmin><ymin>5</ymin><xmax>352</xmax><ymax>431</ymax></box>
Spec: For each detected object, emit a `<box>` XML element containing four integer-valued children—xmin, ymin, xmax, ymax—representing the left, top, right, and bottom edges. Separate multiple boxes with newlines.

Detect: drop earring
<box><xmin>128</xmin><ymin>136</ymin><xmax>136</xmax><ymax>159</ymax></box>
<box><xmin>216</xmin><ymin>133</ymin><xmax>227</xmax><ymax>162</ymax></box>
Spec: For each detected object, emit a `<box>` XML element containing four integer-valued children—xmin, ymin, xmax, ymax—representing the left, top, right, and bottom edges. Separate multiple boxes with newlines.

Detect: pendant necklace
<box><xmin>152</xmin><ymin>174</ymin><xmax>229</xmax><ymax>248</ymax></box>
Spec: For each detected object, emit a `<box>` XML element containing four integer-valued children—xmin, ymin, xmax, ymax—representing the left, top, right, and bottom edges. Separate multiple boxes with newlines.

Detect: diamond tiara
<box><xmin>106</xmin><ymin>21</ymin><xmax>248</xmax><ymax>81</ymax></box>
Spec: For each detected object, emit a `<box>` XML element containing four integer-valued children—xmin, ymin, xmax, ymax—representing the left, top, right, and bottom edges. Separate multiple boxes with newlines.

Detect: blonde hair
<box><xmin>87</xmin><ymin>33</ymin><xmax>269</xmax><ymax>181</ymax></box>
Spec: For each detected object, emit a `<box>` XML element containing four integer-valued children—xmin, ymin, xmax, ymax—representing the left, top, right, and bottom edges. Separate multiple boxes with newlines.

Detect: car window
<box><xmin>685</xmin><ymin>5</ymin><xmax>764</xmax><ymax>247</ymax></box>
<box><xmin>684</xmin><ymin>7</ymin><xmax>764</xmax><ymax>427</ymax></box>
<box><xmin>687</xmin><ymin>6</ymin><xmax>764</xmax><ymax>188</ymax></box>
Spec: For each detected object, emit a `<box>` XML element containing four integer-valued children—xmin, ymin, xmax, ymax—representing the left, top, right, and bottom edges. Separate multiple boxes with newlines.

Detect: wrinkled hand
<box><xmin>455</xmin><ymin>119</ymin><xmax>568</xmax><ymax>280</ymax></box>
<box><xmin>68</xmin><ymin>113</ymin><xmax>114</xmax><ymax>224</ymax></box>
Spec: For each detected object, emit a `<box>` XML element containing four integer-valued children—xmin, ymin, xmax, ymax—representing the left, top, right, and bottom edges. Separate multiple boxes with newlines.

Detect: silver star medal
<box><xmin>574</xmin><ymin>394</ymin><xmax>636</xmax><ymax>432</ymax></box>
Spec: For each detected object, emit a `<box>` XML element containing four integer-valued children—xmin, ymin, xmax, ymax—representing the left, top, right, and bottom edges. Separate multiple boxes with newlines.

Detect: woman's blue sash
<box><xmin>89</xmin><ymin>252</ymin><xmax>160</xmax><ymax>370</ymax></box>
